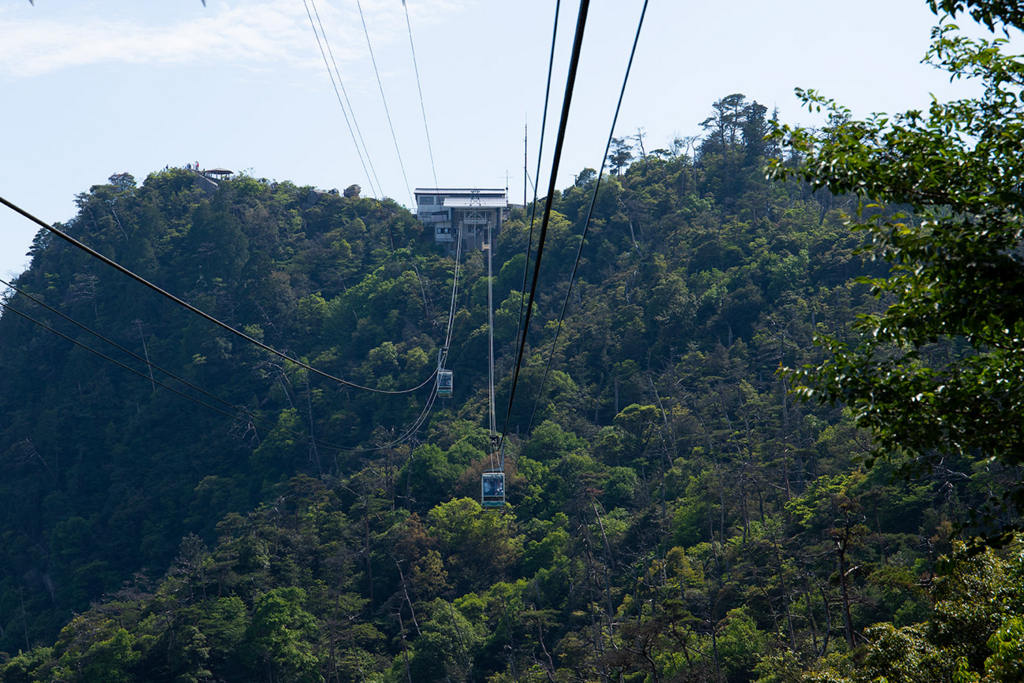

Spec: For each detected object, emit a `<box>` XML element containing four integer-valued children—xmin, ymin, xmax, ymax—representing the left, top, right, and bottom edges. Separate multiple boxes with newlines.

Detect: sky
<box><xmin>0</xmin><ymin>0</ymin><xmax>1011</xmax><ymax>281</ymax></box>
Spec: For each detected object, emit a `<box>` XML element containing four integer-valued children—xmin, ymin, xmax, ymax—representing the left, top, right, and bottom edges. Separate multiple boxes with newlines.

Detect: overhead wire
<box><xmin>300</xmin><ymin>0</ymin><xmax>457</xmax><ymax>441</ymax></box>
<box><xmin>0</xmin><ymin>195</ymin><xmax>435</xmax><ymax>396</ymax></box>
<box><xmin>309</xmin><ymin>199</ymin><xmax>467</xmax><ymax>451</ymax></box>
<box><xmin>444</xmin><ymin>225</ymin><xmax>464</xmax><ymax>353</ymax></box>
<box><xmin>526</xmin><ymin>0</ymin><xmax>650</xmax><ymax>435</ymax></box>
<box><xmin>3</xmin><ymin>0</ymin><xmax>466</xmax><ymax>452</ymax></box>
<box><xmin>402</xmin><ymin>0</ymin><xmax>439</xmax><ymax>191</ymax></box>
<box><xmin>499</xmin><ymin>0</ymin><xmax>591</xmax><ymax>449</ymax></box>
<box><xmin>512</xmin><ymin>0</ymin><xmax>561</xmax><ymax>363</ymax></box>
<box><xmin>310</xmin><ymin>0</ymin><xmax>386</xmax><ymax>198</ymax></box>
<box><xmin>302</xmin><ymin>0</ymin><xmax>381</xmax><ymax>198</ymax></box>
<box><xmin>355</xmin><ymin>0</ymin><xmax>415</xmax><ymax>206</ymax></box>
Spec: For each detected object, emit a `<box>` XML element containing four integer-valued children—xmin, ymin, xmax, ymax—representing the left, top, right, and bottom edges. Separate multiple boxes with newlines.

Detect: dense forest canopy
<box><xmin>1</xmin><ymin>2</ymin><xmax>1024</xmax><ymax>680</ymax></box>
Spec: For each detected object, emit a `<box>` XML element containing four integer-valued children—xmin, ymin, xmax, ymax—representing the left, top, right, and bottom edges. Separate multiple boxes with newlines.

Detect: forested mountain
<box><xmin>0</xmin><ymin>91</ymin><xmax>1019</xmax><ymax>683</ymax></box>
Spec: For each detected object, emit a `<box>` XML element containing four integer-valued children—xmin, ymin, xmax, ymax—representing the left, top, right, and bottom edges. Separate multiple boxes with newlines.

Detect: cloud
<box><xmin>0</xmin><ymin>0</ymin><xmax>468</xmax><ymax>80</ymax></box>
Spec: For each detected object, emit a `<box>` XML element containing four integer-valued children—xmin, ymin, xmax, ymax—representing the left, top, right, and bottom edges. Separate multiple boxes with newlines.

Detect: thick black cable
<box><xmin>306</xmin><ymin>0</ymin><xmax>384</xmax><ymax>199</ymax></box>
<box><xmin>355</xmin><ymin>0</ymin><xmax>414</xmax><ymax>206</ymax></box>
<box><xmin>0</xmin><ymin>195</ymin><xmax>435</xmax><ymax>395</ymax></box>
<box><xmin>512</xmin><ymin>0</ymin><xmax>561</xmax><ymax>358</ymax></box>
<box><xmin>526</xmin><ymin>0</ymin><xmax>649</xmax><ymax>435</ymax></box>
<box><xmin>402</xmin><ymin>0</ymin><xmax>439</xmax><ymax>191</ymax></box>
<box><xmin>302</xmin><ymin>0</ymin><xmax>380</xmax><ymax>199</ymax></box>
<box><xmin>499</xmin><ymin>0</ymin><xmax>590</xmax><ymax>448</ymax></box>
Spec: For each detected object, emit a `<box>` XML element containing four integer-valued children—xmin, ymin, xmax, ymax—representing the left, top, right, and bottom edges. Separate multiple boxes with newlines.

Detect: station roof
<box><xmin>443</xmin><ymin>196</ymin><xmax>508</xmax><ymax>208</ymax></box>
<box><xmin>414</xmin><ymin>188</ymin><xmax>506</xmax><ymax>197</ymax></box>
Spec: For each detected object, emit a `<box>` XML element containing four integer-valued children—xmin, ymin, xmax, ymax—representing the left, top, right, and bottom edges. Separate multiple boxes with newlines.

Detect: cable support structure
<box><xmin>0</xmin><ymin>195</ymin><xmax>436</xmax><ymax>395</ymax></box>
<box><xmin>355</xmin><ymin>0</ymin><xmax>414</xmax><ymax>206</ymax></box>
<box><xmin>302</xmin><ymin>0</ymin><xmax>382</xmax><ymax>198</ymax></box>
<box><xmin>512</xmin><ymin>0</ymin><xmax>561</xmax><ymax>362</ymax></box>
<box><xmin>499</xmin><ymin>0</ymin><xmax>591</xmax><ymax>451</ymax></box>
<box><xmin>486</xmin><ymin>212</ymin><xmax>499</xmax><ymax>473</ymax></box>
<box><xmin>487</xmin><ymin>213</ymin><xmax>497</xmax><ymax>437</ymax></box>
<box><xmin>526</xmin><ymin>0</ymin><xmax>649</xmax><ymax>435</ymax></box>
<box><xmin>402</xmin><ymin>0</ymin><xmax>439</xmax><ymax>191</ymax></box>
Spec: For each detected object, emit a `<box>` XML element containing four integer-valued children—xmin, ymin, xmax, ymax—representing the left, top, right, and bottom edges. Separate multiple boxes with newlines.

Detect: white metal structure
<box><xmin>414</xmin><ymin>188</ymin><xmax>509</xmax><ymax>252</ymax></box>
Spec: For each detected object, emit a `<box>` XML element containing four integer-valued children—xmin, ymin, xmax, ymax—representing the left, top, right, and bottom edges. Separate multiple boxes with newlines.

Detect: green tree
<box><xmin>82</xmin><ymin>629</ymin><xmax>141</xmax><ymax>683</ymax></box>
<box><xmin>608</xmin><ymin>137</ymin><xmax>634</xmax><ymax>176</ymax></box>
<box><xmin>426</xmin><ymin>498</ymin><xmax>521</xmax><ymax>592</ymax></box>
<box><xmin>243</xmin><ymin>587</ymin><xmax>321</xmax><ymax>683</ymax></box>
<box><xmin>800</xmin><ymin>542</ymin><xmax>1024</xmax><ymax>683</ymax></box>
<box><xmin>774</xmin><ymin>1</ymin><xmax>1024</xmax><ymax>539</ymax></box>
<box><xmin>716</xmin><ymin>607</ymin><xmax>767</xmax><ymax>683</ymax></box>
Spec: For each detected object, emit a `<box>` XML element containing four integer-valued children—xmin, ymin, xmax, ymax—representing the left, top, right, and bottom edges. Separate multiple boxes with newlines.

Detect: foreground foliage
<box><xmin>774</xmin><ymin>0</ymin><xmax>1024</xmax><ymax>540</ymax></box>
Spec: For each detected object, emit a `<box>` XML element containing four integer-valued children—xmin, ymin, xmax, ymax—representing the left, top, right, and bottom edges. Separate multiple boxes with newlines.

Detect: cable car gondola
<box><xmin>481</xmin><ymin>470</ymin><xmax>505</xmax><ymax>508</ymax></box>
<box><xmin>437</xmin><ymin>369</ymin><xmax>453</xmax><ymax>398</ymax></box>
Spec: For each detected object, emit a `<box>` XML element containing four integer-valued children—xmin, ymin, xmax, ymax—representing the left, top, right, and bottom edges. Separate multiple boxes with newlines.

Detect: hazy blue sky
<box><xmin>0</xmin><ymin>0</ymin><xmax>1007</xmax><ymax>281</ymax></box>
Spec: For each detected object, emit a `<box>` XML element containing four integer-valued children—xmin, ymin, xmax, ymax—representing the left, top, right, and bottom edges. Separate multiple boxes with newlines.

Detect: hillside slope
<box><xmin>0</xmin><ymin>95</ymin><xmax>995</xmax><ymax>682</ymax></box>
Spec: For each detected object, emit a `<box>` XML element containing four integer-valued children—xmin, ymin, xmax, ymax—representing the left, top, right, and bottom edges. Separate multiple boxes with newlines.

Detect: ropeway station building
<box><xmin>415</xmin><ymin>188</ymin><xmax>509</xmax><ymax>252</ymax></box>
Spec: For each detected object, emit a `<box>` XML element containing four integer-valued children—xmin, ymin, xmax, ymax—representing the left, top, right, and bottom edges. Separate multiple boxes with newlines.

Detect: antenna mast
<box><xmin>524</xmin><ymin>121</ymin><xmax>528</xmax><ymax>210</ymax></box>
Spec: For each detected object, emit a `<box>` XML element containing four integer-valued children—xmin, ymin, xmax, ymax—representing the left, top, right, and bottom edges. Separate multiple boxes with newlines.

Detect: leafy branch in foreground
<box><xmin>771</xmin><ymin>13</ymin><xmax>1024</xmax><ymax>541</ymax></box>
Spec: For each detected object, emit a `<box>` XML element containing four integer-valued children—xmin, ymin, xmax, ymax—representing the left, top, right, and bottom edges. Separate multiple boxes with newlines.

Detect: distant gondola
<box><xmin>437</xmin><ymin>369</ymin><xmax>453</xmax><ymax>398</ymax></box>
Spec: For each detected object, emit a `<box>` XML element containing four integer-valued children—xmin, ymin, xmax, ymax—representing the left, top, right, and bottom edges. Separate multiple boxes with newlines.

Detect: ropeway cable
<box><xmin>0</xmin><ymin>202</ymin><xmax>465</xmax><ymax>454</ymax></box>
<box><xmin>360</xmin><ymin>217</ymin><xmax>466</xmax><ymax>452</ymax></box>
<box><xmin>356</xmin><ymin>0</ymin><xmax>414</xmax><ymax>206</ymax></box>
<box><xmin>309</xmin><ymin>0</ymin><xmax>385</xmax><ymax>198</ymax></box>
<box><xmin>499</xmin><ymin>0</ymin><xmax>591</xmax><ymax>450</ymax></box>
<box><xmin>442</xmin><ymin>221</ymin><xmax>465</xmax><ymax>353</ymax></box>
<box><xmin>368</xmin><ymin>236</ymin><xmax>464</xmax><ymax>454</ymax></box>
<box><xmin>512</xmin><ymin>0</ymin><xmax>561</xmax><ymax>365</ymax></box>
<box><xmin>0</xmin><ymin>195</ymin><xmax>435</xmax><ymax>395</ymax></box>
<box><xmin>402</xmin><ymin>0</ymin><xmax>439</xmax><ymax>191</ymax></box>
<box><xmin>302</xmin><ymin>0</ymin><xmax>381</xmax><ymax>198</ymax></box>
<box><xmin>526</xmin><ymin>0</ymin><xmax>649</xmax><ymax>435</ymax></box>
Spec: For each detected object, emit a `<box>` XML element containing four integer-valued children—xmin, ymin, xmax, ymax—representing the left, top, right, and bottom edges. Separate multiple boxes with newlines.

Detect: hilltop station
<box><xmin>414</xmin><ymin>188</ymin><xmax>509</xmax><ymax>252</ymax></box>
